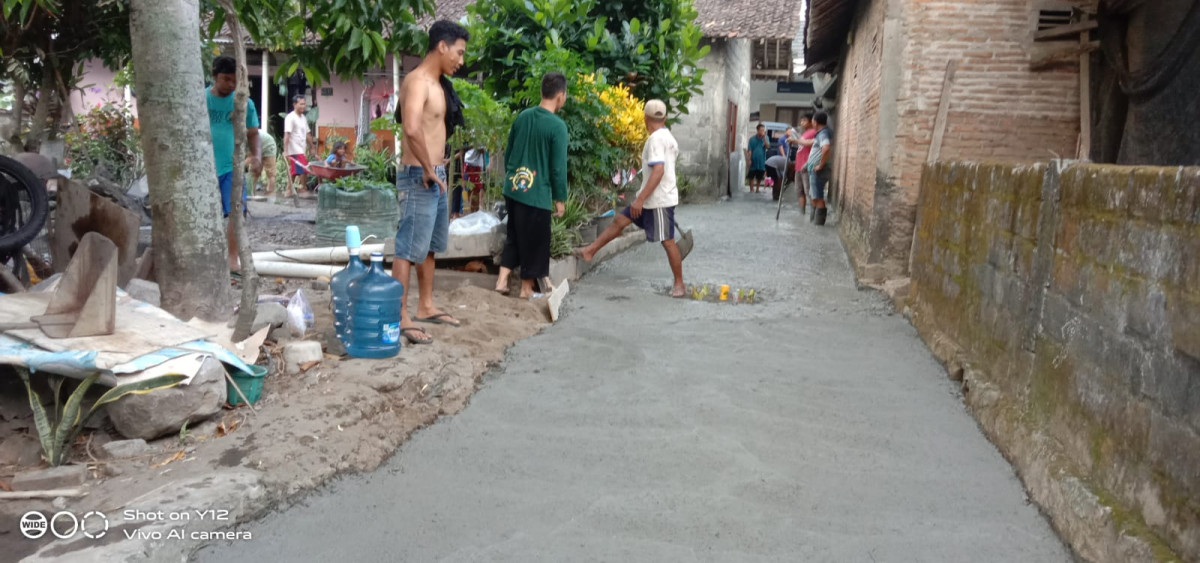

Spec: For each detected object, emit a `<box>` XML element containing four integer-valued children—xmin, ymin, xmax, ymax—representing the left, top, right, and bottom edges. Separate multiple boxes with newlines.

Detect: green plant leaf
<box><xmin>92</xmin><ymin>374</ymin><xmax>188</xmax><ymax>409</ymax></box>
<box><xmin>17</xmin><ymin>369</ymin><xmax>53</xmax><ymax>465</ymax></box>
<box><xmin>51</xmin><ymin>373</ymin><xmax>98</xmax><ymax>466</ymax></box>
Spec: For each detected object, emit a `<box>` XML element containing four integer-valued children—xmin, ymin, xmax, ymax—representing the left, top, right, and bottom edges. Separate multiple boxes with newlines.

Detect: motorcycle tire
<box><xmin>0</xmin><ymin>155</ymin><xmax>49</xmax><ymax>253</ymax></box>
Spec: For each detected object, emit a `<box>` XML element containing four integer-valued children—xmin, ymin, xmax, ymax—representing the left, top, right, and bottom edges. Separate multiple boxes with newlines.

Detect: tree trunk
<box><xmin>25</xmin><ymin>69</ymin><xmax>56</xmax><ymax>151</ymax></box>
<box><xmin>219</xmin><ymin>1</ymin><xmax>260</xmax><ymax>341</ymax></box>
<box><xmin>1</xmin><ymin>76</ymin><xmax>25</xmax><ymax>153</ymax></box>
<box><xmin>130</xmin><ymin>0</ymin><xmax>230</xmax><ymax>321</ymax></box>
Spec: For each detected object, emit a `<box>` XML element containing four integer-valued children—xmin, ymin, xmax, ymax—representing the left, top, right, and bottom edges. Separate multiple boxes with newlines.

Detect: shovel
<box><xmin>0</xmin><ymin>232</ymin><xmax>117</xmax><ymax>338</ymax></box>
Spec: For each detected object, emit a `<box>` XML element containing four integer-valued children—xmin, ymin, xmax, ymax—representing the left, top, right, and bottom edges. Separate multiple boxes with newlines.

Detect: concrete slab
<box><xmin>197</xmin><ymin>200</ymin><xmax>1069</xmax><ymax>562</ymax></box>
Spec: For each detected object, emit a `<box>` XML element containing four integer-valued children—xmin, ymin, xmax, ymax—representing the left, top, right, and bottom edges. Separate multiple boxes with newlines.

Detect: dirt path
<box><xmin>3</xmin><ymin>200</ymin><xmax>550</xmax><ymax>562</ymax></box>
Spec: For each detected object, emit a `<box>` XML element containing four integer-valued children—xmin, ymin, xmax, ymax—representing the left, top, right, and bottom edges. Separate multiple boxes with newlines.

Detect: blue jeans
<box><xmin>394</xmin><ymin>165</ymin><xmax>448</xmax><ymax>264</ymax></box>
<box><xmin>809</xmin><ymin>167</ymin><xmax>830</xmax><ymax>200</ymax></box>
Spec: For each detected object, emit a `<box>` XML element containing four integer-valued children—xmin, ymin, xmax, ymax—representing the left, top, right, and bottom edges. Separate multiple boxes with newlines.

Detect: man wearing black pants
<box><xmin>493</xmin><ymin>73</ymin><xmax>569</xmax><ymax>298</ymax></box>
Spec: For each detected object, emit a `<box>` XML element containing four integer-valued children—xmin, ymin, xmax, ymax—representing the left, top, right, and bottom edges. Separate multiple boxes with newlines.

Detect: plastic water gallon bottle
<box><xmin>345</xmin><ymin>252</ymin><xmax>403</xmax><ymax>358</ymax></box>
<box><xmin>331</xmin><ymin>226</ymin><xmax>368</xmax><ymax>344</ymax></box>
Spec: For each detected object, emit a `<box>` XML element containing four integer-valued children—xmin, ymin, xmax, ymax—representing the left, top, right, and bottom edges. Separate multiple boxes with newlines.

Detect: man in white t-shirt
<box><xmin>578</xmin><ymin>99</ymin><xmax>685</xmax><ymax>297</ymax></box>
<box><xmin>283</xmin><ymin>95</ymin><xmax>313</xmax><ymax>197</ymax></box>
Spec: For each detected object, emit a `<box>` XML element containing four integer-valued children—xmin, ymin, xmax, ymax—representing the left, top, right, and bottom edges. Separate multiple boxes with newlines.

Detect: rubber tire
<box><xmin>0</xmin><ymin>155</ymin><xmax>49</xmax><ymax>253</ymax></box>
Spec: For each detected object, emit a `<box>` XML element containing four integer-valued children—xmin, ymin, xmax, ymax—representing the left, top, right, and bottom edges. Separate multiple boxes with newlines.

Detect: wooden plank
<box><xmin>1034</xmin><ymin>20</ymin><xmax>1098</xmax><ymax>41</ymax></box>
<box><xmin>1078</xmin><ymin>31</ymin><xmax>1092</xmax><ymax>160</ymax></box>
<box><xmin>927</xmin><ymin>60</ymin><xmax>958</xmax><ymax>165</ymax></box>
<box><xmin>1030</xmin><ymin>41</ymin><xmax>1101</xmax><ymax>70</ymax></box>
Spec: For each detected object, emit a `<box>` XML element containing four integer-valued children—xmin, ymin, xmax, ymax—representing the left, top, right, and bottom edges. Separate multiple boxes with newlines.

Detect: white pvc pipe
<box><xmin>255</xmin><ymin>261</ymin><xmax>346</xmax><ymax>279</ymax></box>
<box><xmin>253</xmin><ymin>243</ymin><xmax>386</xmax><ymax>264</ymax></box>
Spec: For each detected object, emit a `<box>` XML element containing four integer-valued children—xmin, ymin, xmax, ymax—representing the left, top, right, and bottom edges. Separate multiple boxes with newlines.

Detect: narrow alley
<box><xmin>195</xmin><ymin>197</ymin><xmax>1070</xmax><ymax>561</ymax></box>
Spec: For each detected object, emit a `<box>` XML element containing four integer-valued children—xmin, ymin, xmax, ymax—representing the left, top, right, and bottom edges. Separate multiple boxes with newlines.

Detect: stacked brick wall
<box><xmin>831</xmin><ymin>0</ymin><xmax>887</xmax><ymax>272</ymax></box>
<box><xmin>833</xmin><ymin>0</ymin><xmax>1081</xmax><ymax>282</ymax></box>
<box><xmin>909</xmin><ymin>160</ymin><xmax>1200</xmax><ymax>560</ymax></box>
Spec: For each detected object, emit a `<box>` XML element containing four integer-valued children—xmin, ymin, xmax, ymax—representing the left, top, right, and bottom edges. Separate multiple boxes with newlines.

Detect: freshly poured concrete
<box><xmin>196</xmin><ymin>196</ymin><xmax>1070</xmax><ymax>562</ymax></box>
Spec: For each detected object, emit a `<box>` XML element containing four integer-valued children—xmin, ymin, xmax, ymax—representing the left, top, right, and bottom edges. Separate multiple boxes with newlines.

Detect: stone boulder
<box><xmin>108</xmin><ymin>357</ymin><xmax>227</xmax><ymax>440</ymax></box>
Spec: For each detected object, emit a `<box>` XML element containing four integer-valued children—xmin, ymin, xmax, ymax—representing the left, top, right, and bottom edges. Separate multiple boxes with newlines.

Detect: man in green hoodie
<box><xmin>493</xmin><ymin>73</ymin><xmax>569</xmax><ymax>298</ymax></box>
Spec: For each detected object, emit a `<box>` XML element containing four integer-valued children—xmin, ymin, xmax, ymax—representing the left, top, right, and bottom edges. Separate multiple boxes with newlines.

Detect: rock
<box><xmin>283</xmin><ymin>341</ymin><xmax>323</xmax><ymax>374</ymax></box>
<box><xmin>83</xmin><ymin>407</ymin><xmax>109</xmax><ymax>430</ymax></box>
<box><xmin>13</xmin><ymin>152</ymin><xmax>57</xmax><ymax>179</ymax></box>
<box><xmin>310</xmin><ymin>279</ymin><xmax>330</xmax><ymax>291</ymax></box>
<box><xmin>52</xmin><ymin>497</ymin><xmax>67</xmax><ymax>509</ymax></box>
<box><xmin>268</xmin><ymin>324</ymin><xmax>294</xmax><ymax>345</ymax></box>
<box><xmin>11</xmin><ymin>465</ymin><xmax>87</xmax><ymax>491</ymax></box>
<box><xmin>0</xmin><ymin>434</ymin><xmax>44</xmax><ymax>466</ymax></box>
<box><xmin>99</xmin><ymin>439</ymin><xmax>152</xmax><ymax>459</ymax></box>
<box><xmin>252</xmin><ymin>302</ymin><xmax>289</xmax><ymax>333</ymax></box>
<box><xmin>124</xmin><ymin>279</ymin><xmax>161</xmax><ymax>307</ymax></box>
<box><xmin>108</xmin><ymin>357</ymin><xmax>227</xmax><ymax>440</ymax></box>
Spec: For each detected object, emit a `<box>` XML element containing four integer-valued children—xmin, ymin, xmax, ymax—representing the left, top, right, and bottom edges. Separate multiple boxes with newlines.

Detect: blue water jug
<box><xmin>345</xmin><ymin>252</ymin><xmax>403</xmax><ymax>358</ymax></box>
<box><xmin>331</xmin><ymin>226</ymin><xmax>368</xmax><ymax>344</ymax></box>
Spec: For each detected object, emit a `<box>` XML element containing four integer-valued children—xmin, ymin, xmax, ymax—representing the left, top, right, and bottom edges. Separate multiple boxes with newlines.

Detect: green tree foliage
<box><xmin>1</xmin><ymin>0</ymin><xmax>134</xmax><ymax>150</ymax></box>
<box><xmin>207</xmin><ymin>0</ymin><xmax>435</xmax><ymax>87</ymax></box>
<box><xmin>467</xmin><ymin>0</ymin><xmax>708</xmax><ymax>115</ymax></box>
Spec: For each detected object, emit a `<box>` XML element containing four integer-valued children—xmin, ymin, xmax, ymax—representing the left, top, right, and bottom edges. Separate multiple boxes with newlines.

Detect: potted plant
<box><xmin>314</xmin><ymin>144</ymin><xmax>399</xmax><ymax>246</ymax></box>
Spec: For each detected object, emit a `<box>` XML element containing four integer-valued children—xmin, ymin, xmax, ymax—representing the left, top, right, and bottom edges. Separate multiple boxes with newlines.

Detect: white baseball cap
<box><xmin>643</xmin><ymin>99</ymin><xmax>667</xmax><ymax>119</ymax></box>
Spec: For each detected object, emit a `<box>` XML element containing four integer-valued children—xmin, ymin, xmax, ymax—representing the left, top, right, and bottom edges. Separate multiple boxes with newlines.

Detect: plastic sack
<box><xmin>448</xmin><ymin>211</ymin><xmax>501</xmax><ymax>236</ymax></box>
<box><xmin>286</xmin><ymin>289</ymin><xmax>314</xmax><ymax>337</ymax></box>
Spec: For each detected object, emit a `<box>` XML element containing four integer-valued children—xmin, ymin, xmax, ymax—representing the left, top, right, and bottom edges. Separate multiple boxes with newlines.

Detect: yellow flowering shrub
<box><xmin>598</xmin><ymin>82</ymin><xmax>647</xmax><ymax>156</ymax></box>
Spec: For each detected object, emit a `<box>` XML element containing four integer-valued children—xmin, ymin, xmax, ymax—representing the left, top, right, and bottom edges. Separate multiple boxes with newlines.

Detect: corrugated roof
<box><xmin>803</xmin><ymin>0</ymin><xmax>861</xmax><ymax>67</ymax></box>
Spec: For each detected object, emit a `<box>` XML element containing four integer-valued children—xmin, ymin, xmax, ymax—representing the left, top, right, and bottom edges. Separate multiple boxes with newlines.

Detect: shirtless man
<box><xmin>391</xmin><ymin>20</ymin><xmax>469</xmax><ymax>344</ymax></box>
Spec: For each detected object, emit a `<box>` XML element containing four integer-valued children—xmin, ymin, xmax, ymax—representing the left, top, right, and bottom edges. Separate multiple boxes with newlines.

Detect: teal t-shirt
<box><xmin>207</xmin><ymin>89</ymin><xmax>259</xmax><ymax>176</ymax></box>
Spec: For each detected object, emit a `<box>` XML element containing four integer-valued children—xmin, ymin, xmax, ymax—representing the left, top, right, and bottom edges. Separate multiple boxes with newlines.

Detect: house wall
<box><xmin>749</xmin><ymin>79</ymin><xmax>816</xmax><ymax>123</ymax></box>
<box><xmin>908</xmin><ymin>160</ymin><xmax>1200</xmax><ymax>561</ymax></box>
<box><xmin>71</xmin><ymin>60</ymin><xmax>130</xmax><ymax>117</ymax></box>
<box><xmin>673</xmin><ymin>38</ymin><xmax>751</xmax><ymax>200</ymax></box>
<box><xmin>832</xmin><ymin>0</ymin><xmax>1082</xmax><ymax>283</ymax></box>
<box><xmin>725</xmin><ymin>38</ymin><xmax>752</xmax><ymax>195</ymax></box>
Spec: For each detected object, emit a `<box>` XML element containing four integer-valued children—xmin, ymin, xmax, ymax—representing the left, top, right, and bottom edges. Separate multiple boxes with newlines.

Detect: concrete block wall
<box><xmin>725</xmin><ymin>38</ymin><xmax>752</xmax><ymax>167</ymax></box>
<box><xmin>908</xmin><ymin>160</ymin><xmax>1200</xmax><ymax>561</ymax></box>
<box><xmin>673</xmin><ymin>38</ymin><xmax>750</xmax><ymax>200</ymax></box>
<box><xmin>675</xmin><ymin>39</ymin><xmax>729</xmax><ymax>199</ymax></box>
<box><xmin>833</xmin><ymin>0</ymin><xmax>1082</xmax><ymax>283</ymax></box>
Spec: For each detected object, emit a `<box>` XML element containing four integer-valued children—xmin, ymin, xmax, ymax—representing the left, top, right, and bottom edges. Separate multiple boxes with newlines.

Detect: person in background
<box><xmin>778</xmin><ymin>127</ymin><xmax>794</xmax><ymax>158</ymax></box>
<box><xmin>806</xmin><ymin>111</ymin><xmax>834</xmax><ymax>226</ymax></box>
<box><xmin>283</xmin><ymin>95</ymin><xmax>313</xmax><ymax>197</ymax></box>
<box><xmin>325</xmin><ymin>141</ymin><xmax>350</xmax><ymax>168</ymax></box>
<box><xmin>463</xmin><ymin>147</ymin><xmax>488</xmax><ymax>215</ymax></box>
<box><xmin>792</xmin><ymin>113</ymin><xmax>817</xmax><ymax>213</ymax></box>
<box><xmin>493</xmin><ymin>73</ymin><xmax>569</xmax><ymax>298</ymax></box>
<box><xmin>745</xmin><ymin>123</ymin><xmax>768</xmax><ymax>194</ymax></box>
<box><xmin>207</xmin><ymin>55</ymin><xmax>260</xmax><ymax>272</ymax></box>
<box><xmin>256</xmin><ymin>129</ymin><xmax>278</xmax><ymax>202</ymax></box>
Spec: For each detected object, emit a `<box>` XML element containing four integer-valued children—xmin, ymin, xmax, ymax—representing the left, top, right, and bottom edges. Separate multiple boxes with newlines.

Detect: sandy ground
<box><xmin>1</xmin><ymin>199</ymin><xmax>550</xmax><ymax>561</ymax></box>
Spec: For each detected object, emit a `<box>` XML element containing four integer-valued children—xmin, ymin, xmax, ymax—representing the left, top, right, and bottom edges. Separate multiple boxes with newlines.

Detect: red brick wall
<box><xmin>833</xmin><ymin>0</ymin><xmax>1082</xmax><ymax>281</ymax></box>
<box><xmin>831</xmin><ymin>0</ymin><xmax>888</xmax><ymax>270</ymax></box>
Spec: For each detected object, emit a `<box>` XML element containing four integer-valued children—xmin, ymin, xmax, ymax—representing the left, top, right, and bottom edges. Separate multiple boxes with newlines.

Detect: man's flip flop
<box><xmin>402</xmin><ymin>327</ymin><xmax>433</xmax><ymax>345</ymax></box>
<box><xmin>415</xmin><ymin>313</ymin><xmax>461</xmax><ymax>327</ymax></box>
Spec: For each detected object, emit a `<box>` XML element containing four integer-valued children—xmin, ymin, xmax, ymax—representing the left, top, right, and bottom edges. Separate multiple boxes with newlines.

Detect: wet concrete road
<box><xmin>196</xmin><ymin>195</ymin><xmax>1070</xmax><ymax>562</ymax></box>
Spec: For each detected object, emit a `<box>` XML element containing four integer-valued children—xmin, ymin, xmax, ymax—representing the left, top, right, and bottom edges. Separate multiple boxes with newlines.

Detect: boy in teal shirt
<box><xmin>207</xmin><ymin>55</ymin><xmax>260</xmax><ymax>271</ymax></box>
<box><xmin>493</xmin><ymin>73</ymin><xmax>568</xmax><ymax>298</ymax></box>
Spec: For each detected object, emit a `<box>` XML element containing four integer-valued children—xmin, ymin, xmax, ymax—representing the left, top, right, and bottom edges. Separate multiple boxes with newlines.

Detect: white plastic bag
<box><xmin>448</xmin><ymin>211</ymin><xmax>501</xmax><ymax>236</ymax></box>
<box><xmin>286</xmin><ymin>289</ymin><xmax>314</xmax><ymax>337</ymax></box>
